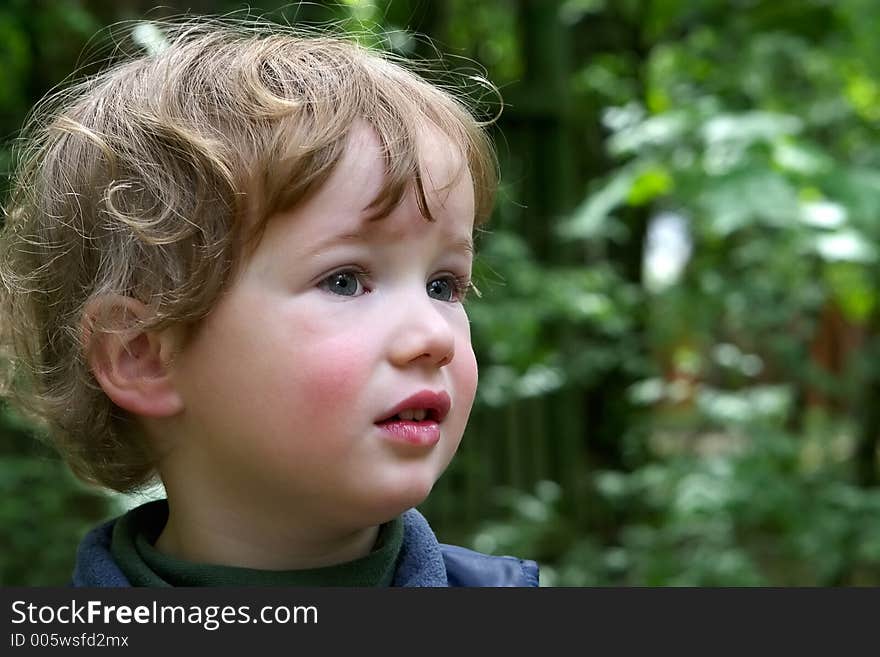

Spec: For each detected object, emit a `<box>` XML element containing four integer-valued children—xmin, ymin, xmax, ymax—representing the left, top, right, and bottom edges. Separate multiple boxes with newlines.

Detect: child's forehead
<box><xmin>348</xmin><ymin>121</ymin><xmax>470</xmax><ymax>192</ymax></box>
<box><xmin>319</xmin><ymin>123</ymin><xmax>473</xmax><ymax>229</ymax></box>
<box><xmin>252</xmin><ymin>123</ymin><xmax>475</xmax><ymax>261</ymax></box>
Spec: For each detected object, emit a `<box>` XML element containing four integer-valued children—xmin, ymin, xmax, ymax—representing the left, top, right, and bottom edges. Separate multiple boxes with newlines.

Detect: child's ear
<box><xmin>82</xmin><ymin>295</ymin><xmax>184</xmax><ymax>418</ymax></box>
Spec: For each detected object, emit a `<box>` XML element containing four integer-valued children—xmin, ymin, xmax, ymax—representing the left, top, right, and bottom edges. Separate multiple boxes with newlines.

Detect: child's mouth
<box><xmin>374</xmin><ymin>391</ymin><xmax>450</xmax><ymax>447</ymax></box>
<box><xmin>376</xmin><ymin>416</ymin><xmax>442</xmax><ymax>447</ymax></box>
<box><xmin>379</xmin><ymin>409</ymin><xmax>438</xmax><ymax>423</ymax></box>
<box><xmin>376</xmin><ymin>390</ymin><xmax>451</xmax><ymax>425</ymax></box>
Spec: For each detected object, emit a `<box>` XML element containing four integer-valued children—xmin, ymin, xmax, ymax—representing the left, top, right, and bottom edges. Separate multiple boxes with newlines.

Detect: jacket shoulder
<box><xmin>440</xmin><ymin>544</ymin><xmax>539</xmax><ymax>587</ymax></box>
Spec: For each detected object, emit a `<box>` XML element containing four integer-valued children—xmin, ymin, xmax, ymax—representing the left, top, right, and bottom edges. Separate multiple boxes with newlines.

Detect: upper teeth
<box><xmin>399</xmin><ymin>409</ymin><xmax>428</xmax><ymax>421</ymax></box>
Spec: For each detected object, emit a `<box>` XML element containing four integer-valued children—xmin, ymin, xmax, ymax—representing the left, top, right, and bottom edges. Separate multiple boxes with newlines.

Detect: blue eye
<box><xmin>319</xmin><ymin>271</ymin><xmax>365</xmax><ymax>297</ymax></box>
<box><xmin>427</xmin><ymin>276</ymin><xmax>465</xmax><ymax>302</ymax></box>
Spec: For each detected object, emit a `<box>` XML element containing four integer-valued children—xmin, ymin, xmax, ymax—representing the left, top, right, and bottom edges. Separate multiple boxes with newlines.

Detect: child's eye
<box><xmin>318</xmin><ymin>270</ymin><xmax>367</xmax><ymax>297</ymax></box>
<box><xmin>427</xmin><ymin>275</ymin><xmax>469</xmax><ymax>302</ymax></box>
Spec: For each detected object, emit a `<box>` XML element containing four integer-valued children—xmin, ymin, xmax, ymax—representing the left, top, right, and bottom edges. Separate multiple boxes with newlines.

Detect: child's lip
<box><xmin>375</xmin><ymin>390</ymin><xmax>451</xmax><ymax>424</ymax></box>
<box><xmin>376</xmin><ymin>421</ymin><xmax>441</xmax><ymax>448</ymax></box>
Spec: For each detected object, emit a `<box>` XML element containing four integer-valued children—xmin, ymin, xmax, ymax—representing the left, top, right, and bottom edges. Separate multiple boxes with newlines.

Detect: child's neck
<box><xmin>154</xmin><ymin>496</ymin><xmax>380</xmax><ymax>571</ymax></box>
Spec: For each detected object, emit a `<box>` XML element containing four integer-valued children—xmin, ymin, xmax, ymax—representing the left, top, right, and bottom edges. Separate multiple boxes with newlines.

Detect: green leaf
<box><xmin>798</xmin><ymin>200</ymin><xmax>847</xmax><ymax>229</ymax></box>
<box><xmin>773</xmin><ymin>140</ymin><xmax>834</xmax><ymax>175</ymax></box>
<box><xmin>627</xmin><ymin>165</ymin><xmax>674</xmax><ymax>205</ymax></box>
<box><xmin>697</xmin><ymin>168</ymin><xmax>800</xmax><ymax>235</ymax></box>
<box><xmin>608</xmin><ymin>111</ymin><xmax>689</xmax><ymax>156</ymax></box>
<box><xmin>812</xmin><ymin>229</ymin><xmax>877</xmax><ymax>264</ymax></box>
<box><xmin>559</xmin><ymin>167</ymin><xmax>636</xmax><ymax>240</ymax></box>
<box><xmin>825</xmin><ymin>262</ymin><xmax>876</xmax><ymax>322</ymax></box>
<box><xmin>701</xmin><ymin>111</ymin><xmax>802</xmax><ymax>147</ymax></box>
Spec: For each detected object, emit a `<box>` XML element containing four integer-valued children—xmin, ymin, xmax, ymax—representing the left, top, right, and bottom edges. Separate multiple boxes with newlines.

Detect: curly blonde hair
<box><xmin>0</xmin><ymin>17</ymin><xmax>498</xmax><ymax>492</ymax></box>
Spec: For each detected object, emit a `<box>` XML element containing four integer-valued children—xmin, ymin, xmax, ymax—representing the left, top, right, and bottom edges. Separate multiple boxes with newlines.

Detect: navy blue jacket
<box><xmin>71</xmin><ymin>505</ymin><xmax>539</xmax><ymax>587</ymax></box>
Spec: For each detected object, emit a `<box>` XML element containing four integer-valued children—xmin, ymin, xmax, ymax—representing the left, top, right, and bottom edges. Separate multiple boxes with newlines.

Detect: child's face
<box><xmin>163</xmin><ymin>124</ymin><xmax>478</xmax><ymax>529</ymax></box>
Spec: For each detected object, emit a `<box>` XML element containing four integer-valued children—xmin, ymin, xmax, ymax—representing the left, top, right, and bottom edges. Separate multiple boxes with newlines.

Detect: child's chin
<box><xmin>368</xmin><ymin>477</ymin><xmax>437</xmax><ymax>520</ymax></box>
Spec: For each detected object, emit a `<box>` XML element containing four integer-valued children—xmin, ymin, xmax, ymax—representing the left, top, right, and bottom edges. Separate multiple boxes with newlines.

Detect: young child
<box><xmin>0</xmin><ymin>18</ymin><xmax>538</xmax><ymax>587</ymax></box>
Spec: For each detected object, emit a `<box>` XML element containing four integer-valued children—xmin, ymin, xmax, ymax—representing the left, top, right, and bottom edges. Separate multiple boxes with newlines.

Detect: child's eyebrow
<box><xmin>304</xmin><ymin>231</ymin><xmax>365</xmax><ymax>254</ymax></box>
<box><xmin>450</xmin><ymin>236</ymin><xmax>475</xmax><ymax>257</ymax></box>
<box><xmin>306</xmin><ymin>232</ymin><xmax>474</xmax><ymax>257</ymax></box>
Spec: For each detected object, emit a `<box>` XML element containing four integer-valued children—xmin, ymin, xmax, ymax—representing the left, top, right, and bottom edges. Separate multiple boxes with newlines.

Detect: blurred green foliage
<box><xmin>0</xmin><ymin>403</ymin><xmax>114</xmax><ymax>585</ymax></box>
<box><xmin>467</xmin><ymin>421</ymin><xmax>880</xmax><ymax>586</ymax></box>
<box><xmin>2</xmin><ymin>0</ymin><xmax>880</xmax><ymax>586</ymax></box>
<box><xmin>449</xmin><ymin>0</ymin><xmax>880</xmax><ymax>585</ymax></box>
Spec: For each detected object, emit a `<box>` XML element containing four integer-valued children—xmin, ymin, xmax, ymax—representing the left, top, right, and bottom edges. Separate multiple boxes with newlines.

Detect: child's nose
<box><xmin>388</xmin><ymin>294</ymin><xmax>456</xmax><ymax>369</ymax></box>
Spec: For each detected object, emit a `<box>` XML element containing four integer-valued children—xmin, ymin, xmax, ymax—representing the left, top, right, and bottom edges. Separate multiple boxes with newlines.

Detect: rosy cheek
<box><xmin>291</xmin><ymin>333</ymin><xmax>373</xmax><ymax>421</ymax></box>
